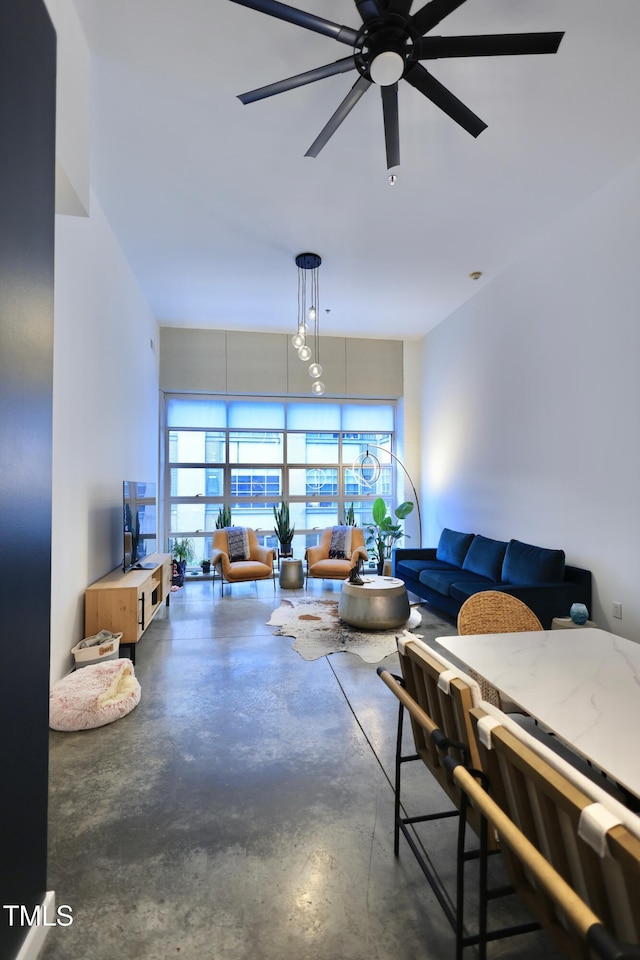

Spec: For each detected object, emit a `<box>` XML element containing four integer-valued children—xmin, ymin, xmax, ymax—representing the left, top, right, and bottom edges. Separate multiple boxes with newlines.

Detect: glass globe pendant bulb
<box><xmin>291</xmin><ymin>332</ymin><xmax>305</xmax><ymax>349</ymax></box>
<box><xmin>307</xmin><ymin>305</ymin><xmax>316</xmax><ymax>322</ymax></box>
<box><xmin>298</xmin><ymin>344</ymin><xmax>312</xmax><ymax>362</ymax></box>
<box><xmin>311</xmin><ymin>379</ymin><xmax>325</xmax><ymax>396</ymax></box>
<box><xmin>308</xmin><ymin>361</ymin><xmax>322</xmax><ymax>379</ymax></box>
<box><xmin>298</xmin><ymin>321</ymin><xmax>308</xmax><ymax>336</ymax></box>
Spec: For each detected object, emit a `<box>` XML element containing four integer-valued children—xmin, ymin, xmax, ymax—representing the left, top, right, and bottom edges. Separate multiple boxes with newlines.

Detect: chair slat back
<box><xmin>450</xmin><ymin>761</ymin><xmax>638</xmax><ymax>960</ymax></box>
<box><xmin>398</xmin><ymin>637</ymin><xmax>481</xmax><ymax>771</ymax></box>
<box><xmin>469</xmin><ymin>706</ymin><xmax>640</xmax><ymax>957</ymax></box>
<box><xmin>382</xmin><ymin>636</ymin><xmax>487</xmax><ymax>834</ymax></box>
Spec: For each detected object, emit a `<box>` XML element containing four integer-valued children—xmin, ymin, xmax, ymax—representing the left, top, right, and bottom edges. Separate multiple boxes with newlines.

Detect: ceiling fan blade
<box><xmin>381</xmin><ymin>84</ymin><xmax>400</xmax><ymax>169</ymax></box>
<box><xmin>416</xmin><ymin>32</ymin><xmax>565</xmax><ymax>59</ymax></box>
<box><xmin>405</xmin><ymin>63</ymin><xmax>487</xmax><ymax>136</ymax></box>
<box><xmin>305</xmin><ymin>75</ymin><xmax>372</xmax><ymax>158</ymax></box>
<box><xmin>238</xmin><ymin>57</ymin><xmax>356</xmax><ymax>104</ymax></box>
<box><xmin>355</xmin><ymin>0</ymin><xmax>381</xmax><ymax>22</ymax></box>
<box><xmin>228</xmin><ymin>0</ymin><xmax>359</xmax><ymax>46</ymax></box>
<box><xmin>384</xmin><ymin>0</ymin><xmax>413</xmax><ymax>14</ymax></box>
<box><xmin>411</xmin><ymin>0</ymin><xmax>468</xmax><ymax>37</ymax></box>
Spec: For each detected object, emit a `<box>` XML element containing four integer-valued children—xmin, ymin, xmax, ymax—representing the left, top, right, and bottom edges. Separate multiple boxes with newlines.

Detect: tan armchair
<box><xmin>305</xmin><ymin>526</ymin><xmax>368</xmax><ymax>586</ymax></box>
<box><xmin>210</xmin><ymin>527</ymin><xmax>275</xmax><ymax>596</ymax></box>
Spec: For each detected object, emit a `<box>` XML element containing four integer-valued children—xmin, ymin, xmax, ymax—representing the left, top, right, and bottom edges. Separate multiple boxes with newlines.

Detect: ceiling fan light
<box><xmin>370</xmin><ymin>50</ymin><xmax>404</xmax><ymax>86</ymax></box>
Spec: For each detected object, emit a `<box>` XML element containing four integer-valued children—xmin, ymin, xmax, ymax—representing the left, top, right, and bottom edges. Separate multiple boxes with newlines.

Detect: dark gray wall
<box><xmin>0</xmin><ymin>1</ymin><xmax>56</xmax><ymax>957</ymax></box>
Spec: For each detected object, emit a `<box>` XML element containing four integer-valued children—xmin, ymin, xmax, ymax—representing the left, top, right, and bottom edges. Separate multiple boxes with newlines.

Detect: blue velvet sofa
<box><xmin>392</xmin><ymin>528</ymin><xmax>592</xmax><ymax>628</ymax></box>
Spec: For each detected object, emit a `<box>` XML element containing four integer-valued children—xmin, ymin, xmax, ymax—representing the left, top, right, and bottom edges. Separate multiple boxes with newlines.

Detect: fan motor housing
<box><xmin>354</xmin><ymin>15</ymin><xmax>419</xmax><ymax>85</ymax></box>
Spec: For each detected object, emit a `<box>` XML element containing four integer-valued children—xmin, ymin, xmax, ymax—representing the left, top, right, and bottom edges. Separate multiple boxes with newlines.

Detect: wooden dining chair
<box><xmin>457</xmin><ymin>591</ymin><xmax>542</xmax><ymax>707</ymax></box>
<box><xmin>448</xmin><ymin>756</ymin><xmax>640</xmax><ymax>960</ymax></box>
<box><xmin>377</xmin><ymin>634</ymin><xmax>539</xmax><ymax>959</ymax></box>
<box><xmin>467</xmin><ymin>703</ymin><xmax>640</xmax><ymax>959</ymax></box>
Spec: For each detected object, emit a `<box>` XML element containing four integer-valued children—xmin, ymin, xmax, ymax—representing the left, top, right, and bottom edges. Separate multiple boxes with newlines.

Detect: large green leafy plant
<box><xmin>171</xmin><ymin>537</ymin><xmax>195</xmax><ymax>565</ymax></box>
<box><xmin>365</xmin><ymin>497</ymin><xmax>414</xmax><ymax>571</ymax></box>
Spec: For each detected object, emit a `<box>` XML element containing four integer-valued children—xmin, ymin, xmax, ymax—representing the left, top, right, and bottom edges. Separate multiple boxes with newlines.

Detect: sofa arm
<box><xmin>493</xmin><ymin>582</ymin><xmax>591</xmax><ymax>629</ymax></box>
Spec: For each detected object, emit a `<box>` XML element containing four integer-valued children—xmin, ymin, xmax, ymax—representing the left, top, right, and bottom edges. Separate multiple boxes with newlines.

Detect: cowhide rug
<box><xmin>267</xmin><ymin>597</ymin><xmax>457</xmax><ymax>663</ymax></box>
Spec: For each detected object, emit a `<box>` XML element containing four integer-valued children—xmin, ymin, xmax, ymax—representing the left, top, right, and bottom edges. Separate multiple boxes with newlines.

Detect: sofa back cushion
<box><xmin>462</xmin><ymin>535</ymin><xmax>508</xmax><ymax>582</ymax></box>
<box><xmin>436</xmin><ymin>528</ymin><xmax>474</xmax><ymax>567</ymax></box>
<box><xmin>501</xmin><ymin>539</ymin><xmax>565</xmax><ymax>585</ymax></box>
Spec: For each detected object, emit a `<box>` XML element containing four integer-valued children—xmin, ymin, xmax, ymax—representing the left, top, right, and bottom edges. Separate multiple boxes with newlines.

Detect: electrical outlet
<box><xmin>613</xmin><ymin>601</ymin><xmax>622</xmax><ymax>619</ymax></box>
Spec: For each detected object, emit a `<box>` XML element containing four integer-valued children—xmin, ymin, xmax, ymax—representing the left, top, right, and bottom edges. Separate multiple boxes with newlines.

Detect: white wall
<box><xmin>44</xmin><ymin>0</ymin><xmax>90</xmax><ymax>216</ymax></box>
<box><xmin>419</xmin><ymin>155</ymin><xmax>640</xmax><ymax>639</ymax></box>
<box><xmin>51</xmin><ymin>194</ymin><xmax>159</xmax><ymax>681</ymax></box>
<box><xmin>397</xmin><ymin>344</ymin><xmax>423</xmax><ymax>550</ymax></box>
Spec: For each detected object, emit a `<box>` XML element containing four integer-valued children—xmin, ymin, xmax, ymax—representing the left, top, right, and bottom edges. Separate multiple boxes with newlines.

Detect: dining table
<box><xmin>434</xmin><ymin>626</ymin><xmax>640</xmax><ymax>801</ymax></box>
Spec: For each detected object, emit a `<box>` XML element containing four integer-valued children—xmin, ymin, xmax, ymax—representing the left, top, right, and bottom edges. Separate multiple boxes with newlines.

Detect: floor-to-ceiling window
<box><xmin>163</xmin><ymin>396</ymin><xmax>397</xmax><ymax>565</ymax></box>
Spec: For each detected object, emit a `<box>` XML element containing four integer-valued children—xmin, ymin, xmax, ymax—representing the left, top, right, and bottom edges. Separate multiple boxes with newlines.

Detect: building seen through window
<box><xmin>164</xmin><ymin>397</ymin><xmax>397</xmax><ymax>566</ymax></box>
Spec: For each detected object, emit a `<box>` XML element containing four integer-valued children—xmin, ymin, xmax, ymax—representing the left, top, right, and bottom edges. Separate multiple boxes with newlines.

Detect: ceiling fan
<box><xmin>229</xmin><ymin>0</ymin><xmax>564</xmax><ymax>169</ymax></box>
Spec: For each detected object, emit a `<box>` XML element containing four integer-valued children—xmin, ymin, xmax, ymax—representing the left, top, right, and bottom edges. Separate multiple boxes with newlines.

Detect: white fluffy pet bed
<box><xmin>50</xmin><ymin>658</ymin><xmax>141</xmax><ymax>731</ymax></box>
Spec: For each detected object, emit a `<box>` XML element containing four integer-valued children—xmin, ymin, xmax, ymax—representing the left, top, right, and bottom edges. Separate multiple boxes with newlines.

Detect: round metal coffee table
<box><xmin>338</xmin><ymin>575</ymin><xmax>410</xmax><ymax>630</ymax></box>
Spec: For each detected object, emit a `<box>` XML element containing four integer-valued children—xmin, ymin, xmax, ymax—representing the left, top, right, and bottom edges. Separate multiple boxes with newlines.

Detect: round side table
<box><xmin>279</xmin><ymin>558</ymin><xmax>303</xmax><ymax>589</ymax></box>
<box><xmin>551</xmin><ymin>617</ymin><xmax>597</xmax><ymax>630</ymax></box>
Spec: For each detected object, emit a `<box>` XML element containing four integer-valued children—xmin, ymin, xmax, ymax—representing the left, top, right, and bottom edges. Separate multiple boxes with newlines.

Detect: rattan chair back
<box><xmin>458</xmin><ymin>590</ymin><xmax>543</xmax><ymax>635</ymax></box>
<box><xmin>457</xmin><ymin>592</ymin><xmax>542</xmax><ymax>706</ymax></box>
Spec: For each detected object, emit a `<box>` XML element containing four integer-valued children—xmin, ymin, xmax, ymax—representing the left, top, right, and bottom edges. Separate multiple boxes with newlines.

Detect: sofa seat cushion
<box><xmin>462</xmin><ymin>534</ymin><xmax>508</xmax><ymax>581</ymax></box>
<box><xmin>395</xmin><ymin>558</ymin><xmax>457</xmax><ymax>580</ymax></box>
<box><xmin>450</xmin><ymin>580</ymin><xmax>500</xmax><ymax>603</ymax></box>
<box><xmin>419</xmin><ymin>568</ymin><xmax>493</xmax><ymax>598</ymax></box>
<box><xmin>501</xmin><ymin>539</ymin><xmax>565</xmax><ymax>585</ymax></box>
<box><xmin>435</xmin><ymin>528</ymin><xmax>475</xmax><ymax>567</ymax></box>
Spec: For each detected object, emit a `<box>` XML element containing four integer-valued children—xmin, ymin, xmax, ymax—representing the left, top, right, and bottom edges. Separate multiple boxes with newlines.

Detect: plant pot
<box><xmin>201</xmin><ymin>561</ymin><xmax>211</xmax><ymax>574</ymax></box>
<box><xmin>279</xmin><ymin>541</ymin><xmax>293</xmax><ymax>557</ymax></box>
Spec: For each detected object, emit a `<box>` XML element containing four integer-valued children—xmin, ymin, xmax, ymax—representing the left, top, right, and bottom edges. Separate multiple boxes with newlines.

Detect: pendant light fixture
<box><xmin>293</xmin><ymin>252</ymin><xmax>324</xmax><ymax>396</ymax></box>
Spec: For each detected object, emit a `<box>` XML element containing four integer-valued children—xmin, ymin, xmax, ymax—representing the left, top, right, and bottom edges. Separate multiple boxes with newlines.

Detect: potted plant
<box><xmin>171</xmin><ymin>537</ymin><xmax>195</xmax><ymax>586</ymax></box>
<box><xmin>365</xmin><ymin>497</ymin><xmax>414</xmax><ymax>576</ymax></box>
<box><xmin>273</xmin><ymin>501</ymin><xmax>295</xmax><ymax>556</ymax></box>
<box><xmin>342</xmin><ymin>502</ymin><xmax>356</xmax><ymax>526</ymax></box>
<box><xmin>215</xmin><ymin>505</ymin><xmax>232</xmax><ymax>529</ymax></box>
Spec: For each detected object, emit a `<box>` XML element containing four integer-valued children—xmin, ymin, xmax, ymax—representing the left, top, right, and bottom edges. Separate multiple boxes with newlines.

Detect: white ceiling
<box><xmin>73</xmin><ymin>0</ymin><xmax>640</xmax><ymax>340</ymax></box>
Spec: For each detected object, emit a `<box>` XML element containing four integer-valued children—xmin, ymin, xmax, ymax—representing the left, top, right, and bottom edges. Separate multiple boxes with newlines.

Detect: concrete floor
<box><xmin>43</xmin><ymin>579</ymin><xmax>561</xmax><ymax>960</ymax></box>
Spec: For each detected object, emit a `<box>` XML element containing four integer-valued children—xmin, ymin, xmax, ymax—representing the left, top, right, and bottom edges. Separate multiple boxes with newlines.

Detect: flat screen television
<box><xmin>123</xmin><ymin>481</ymin><xmax>158</xmax><ymax>572</ymax></box>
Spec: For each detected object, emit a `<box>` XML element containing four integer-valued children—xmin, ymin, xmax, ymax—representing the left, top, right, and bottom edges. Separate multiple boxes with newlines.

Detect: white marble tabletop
<box><xmin>436</xmin><ymin>627</ymin><xmax>640</xmax><ymax>799</ymax></box>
